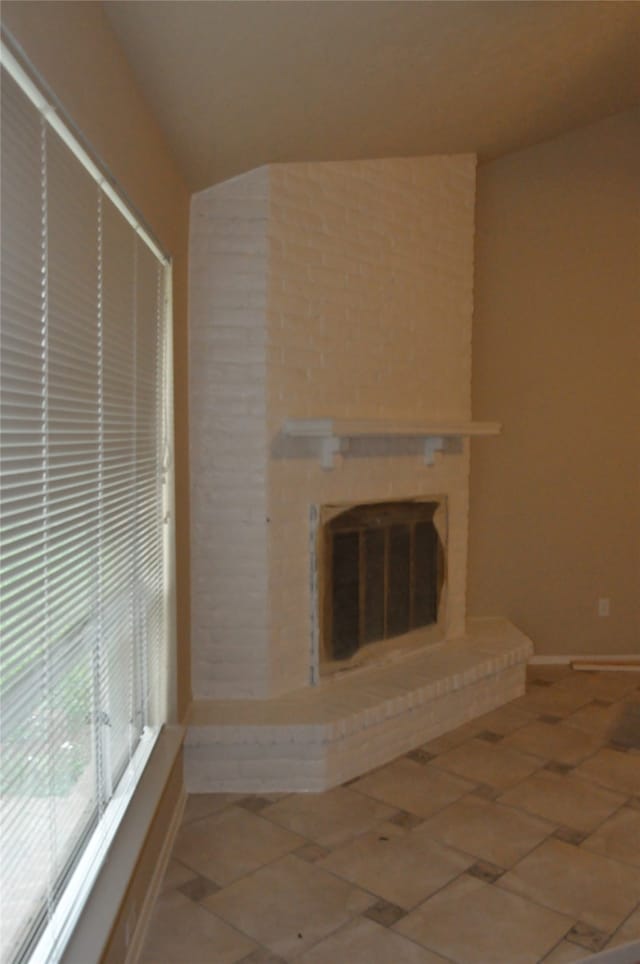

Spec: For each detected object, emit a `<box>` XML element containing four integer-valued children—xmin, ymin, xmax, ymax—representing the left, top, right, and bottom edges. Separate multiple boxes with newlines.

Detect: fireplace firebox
<box><xmin>317</xmin><ymin>499</ymin><xmax>447</xmax><ymax>672</ymax></box>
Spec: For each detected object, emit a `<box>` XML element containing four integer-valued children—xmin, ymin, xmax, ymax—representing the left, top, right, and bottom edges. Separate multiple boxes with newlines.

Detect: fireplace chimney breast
<box><xmin>190</xmin><ymin>155</ymin><xmax>477</xmax><ymax>699</ymax></box>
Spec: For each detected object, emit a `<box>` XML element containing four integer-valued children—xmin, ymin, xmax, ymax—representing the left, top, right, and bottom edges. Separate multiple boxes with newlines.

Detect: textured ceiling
<box><xmin>103</xmin><ymin>1</ymin><xmax>640</xmax><ymax>191</ymax></box>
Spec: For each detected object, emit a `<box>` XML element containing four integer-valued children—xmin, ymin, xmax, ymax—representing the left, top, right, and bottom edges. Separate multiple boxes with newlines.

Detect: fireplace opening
<box><xmin>318</xmin><ymin>499</ymin><xmax>446</xmax><ymax>671</ymax></box>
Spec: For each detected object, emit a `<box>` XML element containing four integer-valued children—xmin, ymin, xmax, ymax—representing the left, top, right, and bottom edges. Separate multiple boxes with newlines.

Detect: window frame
<box><xmin>0</xmin><ymin>36</ymin><xmax>177</xmax><ymax>964</ymax></box>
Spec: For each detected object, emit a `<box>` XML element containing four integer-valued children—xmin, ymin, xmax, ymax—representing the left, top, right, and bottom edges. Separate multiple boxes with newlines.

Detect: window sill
<box><xmin>60</xmin><ymin>725</ymin><xmax>185</xmax><ymax>964</ymax></box>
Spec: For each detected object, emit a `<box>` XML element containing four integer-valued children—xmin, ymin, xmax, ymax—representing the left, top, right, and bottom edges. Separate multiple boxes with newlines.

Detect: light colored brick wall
<box><xmin>189</xmin><ymin>155</ymin><xmax>477</xmax><ymax>700</ymax></box>
<box><xmin>189</xmin><ymin>167</ymin><xmax>271</xmax><ymax>698</ymax></box>
<box><xmin>266</xmin><ymin>156</ymin><xmax>477</xmax><ymax>696</ymax></box>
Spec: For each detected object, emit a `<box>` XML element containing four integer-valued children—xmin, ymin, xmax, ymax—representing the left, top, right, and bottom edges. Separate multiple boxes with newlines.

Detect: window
<box><xmin>0</xmin><ymin>42</ymin><xmax>173</xmax><ymax>963</ymax></box>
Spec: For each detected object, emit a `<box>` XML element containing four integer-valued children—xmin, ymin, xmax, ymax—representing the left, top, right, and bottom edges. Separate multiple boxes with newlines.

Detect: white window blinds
<box><xmin>0</xmin><ymin>46</ymin><xmax>173</xmax><ymax>964</ymax></box>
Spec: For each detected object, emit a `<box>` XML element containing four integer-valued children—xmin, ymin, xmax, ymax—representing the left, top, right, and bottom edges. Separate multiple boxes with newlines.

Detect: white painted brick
<box><xmin>189</xmin><ymin>170</ymin><xmax>271</xmax><ymax>700</ymax></box>
<box><xmin>184</xmin><ymin>624</ymin><xmax>531</xmax><ymax>792</ymax></box>
<box><xmin>190</xmin><ymin>154</ymin><xmax>477</xmax><ymax>700</ymax></box>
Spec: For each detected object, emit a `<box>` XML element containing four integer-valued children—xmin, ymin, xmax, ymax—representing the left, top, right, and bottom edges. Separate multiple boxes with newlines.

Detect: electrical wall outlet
<box><xmin>598</xmin><ymin>598</ymin><xmax>610</xmax><ymax>617</ymax></box>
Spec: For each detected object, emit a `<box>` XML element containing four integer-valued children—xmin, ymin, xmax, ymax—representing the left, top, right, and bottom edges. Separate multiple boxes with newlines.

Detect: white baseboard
<box><xmin>125</xmin><ymin>784</ymin><xmax>186</xmax><ymax>964</ymax></box>
<box><xmin>529</xmin><ymin>654</ymin><xmax>640</xmax><ymax>667</ymax></box>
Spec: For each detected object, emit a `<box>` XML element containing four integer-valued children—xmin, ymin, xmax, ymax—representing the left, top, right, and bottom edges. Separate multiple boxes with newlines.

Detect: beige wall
<box><xmin>2</xmin><ymin>1</ymin><xmax>192</xmax><ymax>713</ymax></box>
<box><xmin>469</xmin><ymin>109</ymin><xmax>640</xmax><ymax>656</ymax></box>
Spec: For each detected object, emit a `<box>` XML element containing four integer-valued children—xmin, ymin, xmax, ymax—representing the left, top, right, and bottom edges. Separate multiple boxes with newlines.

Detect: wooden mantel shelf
<box><xmin>282</xmin><ymin>418</ymin><xmax>501</xmax><ymax>469</ymax></box>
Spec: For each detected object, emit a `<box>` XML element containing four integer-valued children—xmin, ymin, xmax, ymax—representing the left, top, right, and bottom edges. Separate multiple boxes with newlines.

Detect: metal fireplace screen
<box><xmin>323</xmin><ymin>501</ymin><xmax>444</xmax><ymax>661</ymax></box>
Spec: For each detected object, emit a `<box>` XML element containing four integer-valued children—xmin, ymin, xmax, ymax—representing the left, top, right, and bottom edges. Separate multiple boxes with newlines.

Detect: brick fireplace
<box><xmin>186</xmin><ymin>154</ymin><xmax>532</xmax><ymax>791</ymax></box>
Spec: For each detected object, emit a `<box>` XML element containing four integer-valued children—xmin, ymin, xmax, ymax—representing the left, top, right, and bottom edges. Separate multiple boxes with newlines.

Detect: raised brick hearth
<box><xmin>185</xmin><ymin>620</ymin><xmax>532</xmax><ymax>792</ymax></box>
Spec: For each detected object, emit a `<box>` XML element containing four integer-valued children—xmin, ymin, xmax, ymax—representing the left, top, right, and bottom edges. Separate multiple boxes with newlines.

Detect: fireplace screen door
<box><xmin>322</xmin><ymin>501</ymin><xmax>444</xmax><ymax>663</ymax></box>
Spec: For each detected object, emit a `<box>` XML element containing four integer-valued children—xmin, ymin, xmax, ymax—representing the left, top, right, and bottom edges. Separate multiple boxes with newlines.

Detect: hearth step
<box><xmin>184</xmin><ymin>618</ymin><xmax>533</xmax><ymax>792</ymax></box>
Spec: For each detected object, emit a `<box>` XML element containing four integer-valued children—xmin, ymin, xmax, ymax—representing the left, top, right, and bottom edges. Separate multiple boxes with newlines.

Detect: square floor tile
<box><xmin>526</xmin><ymin>665</ymin><xmax>573</xmax><ymax>683</ymax></box>
<box><xmin>364</xmin><ymin>898</ymin><xmax>407</xmax><ymax>927</ymax></box>
<box><xmin>565</xmin><ymin>920</ymin><xmax>609</xmax><ymax>953</ymax></box>
<box><xmin>553</xmin><ymin>827</ymin><xmax>587</xmax><ymax>846</ymax></box>
<box><xmin>420</xmin><ymin>719</ymin><xmax>488</xmax><ymax>755</ymax></box>
<box><xmin>203</xmin><ymin>854</ymin><xmax>374</xmax><ymax>958</ymax></box>
<box><xmin>387</xmin><ymin>810</ymin><xmax>425</xmax><ymax>830</ymax></box>
<box><xmin>499</xmin><ymin>838</ymin><xmax>640</xmax><ymax>933</ymax></box>
<box><xmin>512</xmin><ymin>685</ymin><xmax>593</xmax><ymax>718</ymax></box>
<box><xmin>350</xmin><ymin>757</ymin><xmax>475</xmax><ymax>817</ymax></box>
<box><xmin>565</xmin><ymin>672</ymin><xmax>640</xmax><ymax>704</ymax></box>
<box><xmin>294</xmin><ymin>843</ymin><xmax>330</xmax><ymax>864</ymax></box>
<box><xmin>544</xmin><ymin>761</ymin><xmax>574</xmax><ymax>775</ymax></box>
<box><xmin>395</xmin><ymin>874</ymin><xmax>573</xmax><ymax>964</ymax></box>
<box><xmin>564</xmin><ymin>702</ymin><xmax>624</xmax><ymax>738</ymax></box>
<box><xmin>497</xmin><ymin>769</ymin><xmax>625</xmax><ymax>833</ymax></box>
<box><xmin>238</xmin><ymin>950</ymin><xmax>286</xmax><ymax>964</ymax></box>
<box><xmin>503</xmin><ymin>720</ymin><xmax>603</xmax><ymax>765</ymax></box>
<box><xmin>541</xmin><ymin>940</ymin><xmax>593</xmax><ymax>962</ymax></box>
<box><xmin>296</xmin><ymin>917</ymin><xmax>449</xmax><ymax>963</ymax></box>
<box><xmin>319</xmin><ymin>822</ymin><xmax>471</xmax><ymax>910</ymax></box>
<box><xmin>606</xmin><ymin>908</ymin><xmax>640</xmax><ymax>948</ymax></box>
<box><xmin>467</xmin><ymin>860</ymin><xmax>505</xmax><ymax>883</ymax></box>
<box><xmin>608</xmin><ymin>740</ymin><xmax>633</xmax><ymax>754</ymax></box>
<box><xmin>139</xmin><ymin>890</ymin><xmax>256</xmax><ymax>963</ymax></box>
<box><xmin>182</xmin><ymin>793</ymin><xmax>241</xmax><ymax>825</ymax></box>
<box><xmin>574</xmin><ymin>747</ymin><xmax>640</xmax><ymax>796</ymax></box>
<box><xmin>607</xmin><ymin>702</ymin><xmax>640</xmax><ymax>750</ymax></box>
<box><xmin>432</xmin><ymin>738</ymin><xmax>542</xmax><ymax>790</ymax></box>
<box><xmin>470</xmin><ymin>783</ymin><xmax>501</xmax><ymax>801</ymax></box>
<box><xmin>177</xmin><ymin>874</ymin><xmax>220</xmax><ymax>902</ymax></box>
<box><xmin>406</xmin><ymin>748</ymin><xmax>437</xmax><ymax>765</ymax></box>
<box><xmin>417</xmin><ymin>794</ymin><xmax>554</xmax><ymax>868</ymax></box>
<box><xmin>476</xmin><ymin>730</ymin><xmax>504</xmax><ymax>744</ymax></box>
<box><xmin>173</xmin><ymin>804</ymin><xmax>304</xmax><ymax>885</ymax></box>
<box><xmin>261</xmin><ymin>786</ymin><xmax>396</xmax><ymax>848</ymax></box>
<box><xmin>237</xmin><ymin>795</ymin><xmax>273</xmax><ymax>814</ymax></box>
<box><xmin>582</xmin><ymin>807</ymin><xmax>640</xmax><ymax>867</ymax></box>
<box><xmin>160</xmin><ymin>859</ymin><xmax>197</xmax><ymax>893</ymax></box>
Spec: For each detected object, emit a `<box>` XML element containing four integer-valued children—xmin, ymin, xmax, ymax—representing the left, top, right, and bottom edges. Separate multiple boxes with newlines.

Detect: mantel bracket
<box><xmin>320</xmin><ymin>436</ymin><xmax>343</xmax><ymax>470</ymax></box>
<box><xmin>423</xmin><ymin>436</ymin><xmax>445</xmax><ymax>466</ymax></box>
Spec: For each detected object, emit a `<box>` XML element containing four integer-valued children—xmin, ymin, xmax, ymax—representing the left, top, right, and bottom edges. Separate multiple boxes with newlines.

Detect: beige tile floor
<box><xmin>141</xmin><ymin>667</ymin><xmax>640</xmax><ymax>963</ymax></box>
